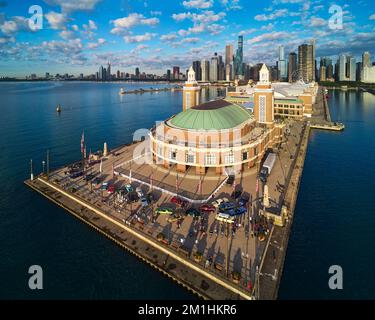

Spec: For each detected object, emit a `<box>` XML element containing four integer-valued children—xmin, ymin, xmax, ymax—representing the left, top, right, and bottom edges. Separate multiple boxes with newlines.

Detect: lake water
<box><xmin>0</xmin><ymin>82</ymin><xmax>374</xmax><ymax>299</ymax></box>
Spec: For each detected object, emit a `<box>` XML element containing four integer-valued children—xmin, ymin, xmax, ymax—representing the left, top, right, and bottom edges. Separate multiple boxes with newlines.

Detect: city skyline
<box><xmin>0</xmin><ymin>0</ymin><xmax>375</xmax><ymax>77</ymax></box>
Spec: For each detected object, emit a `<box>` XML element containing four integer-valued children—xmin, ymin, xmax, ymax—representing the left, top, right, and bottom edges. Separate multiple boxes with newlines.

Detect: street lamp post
<box><xmin>42</xmin><ymin>161</ymin><xmax>46</xmax><ymax>176</ymax></box>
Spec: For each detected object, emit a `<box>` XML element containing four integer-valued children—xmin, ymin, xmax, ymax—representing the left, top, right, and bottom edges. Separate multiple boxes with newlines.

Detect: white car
<box><xmin>136</xmin><ymin>187</ymin><xmax>144</xmax><ymax>198</ymax></box>
<box><xmin>212</xmin><ymin>197</ymin><xmax>229</xmax><ymax>208</ymax></box>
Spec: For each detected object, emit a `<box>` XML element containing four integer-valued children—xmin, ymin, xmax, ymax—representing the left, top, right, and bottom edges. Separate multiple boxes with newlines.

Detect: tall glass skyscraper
<box><xmin>235</xmin><ymin>36</ymin><xmax>244</xmax><ymax>79</ymax></box>
<box><xmin>278</xmin><ymin>45</ymin><xmax>287</xmax><ymax>81</ymax></box>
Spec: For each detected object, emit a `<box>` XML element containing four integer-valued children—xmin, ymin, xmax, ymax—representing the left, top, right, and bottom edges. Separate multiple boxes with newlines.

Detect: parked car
<box><xmin>234</xmin><ymin>206</ymin><xmax>247</xmax><ymax>216</ymax></box>
<box><xmin>200</xmin><ymin>204</ymin><xmax>216</xmax><ymax>213</ymax></box>
<box><xmin>84</xmin><ymin>173</ymin><xmax>95</xmax><ymax>181</ymax></box>
<box><xmin>70</xmin><ymin>171</ymin><xmax>83</xmax><ymax>179</ymax></box>
<box><xmin>155</xmin><ymin>207</ymin><xmax>174</xmax><ymax>215</ymax></box>
<box><xmin>212</xmin><ymin>197</ymin><xmax>229</xmax><ymax>208</ymax></box>
<box><xmin>126</xmin><ymin>191</ymin><xmax>139</xmax><ymax>203</ymax></box>
<box><xmin>167</xmin><ymin>214</ymin><xmax>183</xmax><ymax>223</ymax></box>
<box><xmin>136</xmin><ymin>187</ymin><xmax>144</xmax><ymax>198</ymax></box>
<box><xmin>92</xmin><ymin>177</ymin><xmax>102</xmax><ymax>188</ymax></box>
<box><xmin>101</xmin><ymin>182</ymin><xmax>109</xmax><ymax>191</ymax></box>
<box><xmin>171</xmin><ymin>196</ymin><xmax>187</xmax><ymax>207</ymax></box>
<box><xmin>185</xmin><ymin>207</ymin><xmax>201</xmax><ymax>218</ymax></box>
<box><xmin>226</xmin><ymin>175</ymin><xmax>235</xmax><ymax>185</ymax></box>
<box><xmin>124</xmin><ymin>184</ymin><xmax>133</xmax><ymax>192</ymax></box>
<box><xmin>107</xmin><ymin>184</ymin><xmax>115</xmax><ymax>194</ymax></box>
<box><xmin>140</xmin><ymin>196</ymin><xmax>149</xmax><ymax>207</ymax></box>
<box><xmin>238</xmin><ymin>194</ymin><xmax>250</xmax><ymax>206</ymax></box>
<box><xmin>219</xmin><ymin>202</ymin><xmax>236</xmax><ymax>212</ymax></box>
<box><xmin>231</xmin><ymin>190</ymin><xmax>242</xmax><ymax>199</ymax></box>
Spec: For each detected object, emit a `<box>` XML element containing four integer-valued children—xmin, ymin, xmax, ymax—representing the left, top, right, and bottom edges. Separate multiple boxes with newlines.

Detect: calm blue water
<box><xmin>0</xmin><ymin>82</ymin><xmax>374</xmax><ymax>299</ymax></box>
<box><xmin>279</xmin><ymin>89</ymin><xmax>375</xmax><ymax>299</ymax></box>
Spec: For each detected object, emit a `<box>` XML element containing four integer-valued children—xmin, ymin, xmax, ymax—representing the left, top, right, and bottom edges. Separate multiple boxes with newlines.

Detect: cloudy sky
<box><xmin>0</xmin><ymin>0</ymin><xmax>374</xmax><ymax>77</ymax></box>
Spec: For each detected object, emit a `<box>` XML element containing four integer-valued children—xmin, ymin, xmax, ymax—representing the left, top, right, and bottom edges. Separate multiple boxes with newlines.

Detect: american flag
<box><xmin>80</xmin><ymin>131</ymin><xmax>85</xmax><ymax>154</ymax></box>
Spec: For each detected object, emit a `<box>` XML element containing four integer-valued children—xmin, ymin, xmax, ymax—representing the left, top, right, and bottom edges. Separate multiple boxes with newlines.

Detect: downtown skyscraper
<box><xmin>298</xmin><ymin>42</ymin><xmax>315</xmax><ymax>83</ymax></box>
<box><xmin>278</xmin><ymin>45</ymin><xmax>287</xmax><ymax>81</ymax></box>
<box><xmin>225</xmin><ymin>44</ymin><xmax>234</xmax><ymax>81</ymax></box>
<box><xmin>288</xmin><ymin>52</ymin><xmax>297</xmax><ymax>83</ymax></box>
<box><xmin>234</xmin><ymin>36</ymin><xmax>244</xmax><ymax>79</ymax></box>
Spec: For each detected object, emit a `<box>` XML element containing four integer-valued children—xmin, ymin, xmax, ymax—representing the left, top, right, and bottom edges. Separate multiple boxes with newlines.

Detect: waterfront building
<box><xmin>173</xmin><ymin>66</ymin><xmax>180</xmax><ymax>80</ymax></box>
<box><xmin>99</xmin><ymin>65</ymin><xmax>106</xmax><ymax>81</ymax></box>
<box><xmin>338</xmin><ymin>55</ymin><xmax>356</xmax><ymax>81</ymax></box>
<box><xmin>166</xmin><ymin>69</ymin><xmax>171</xmax><ymax>81</ymax></box>
<box><xmin>107</xmin><ymin>62</ymin><xmax>111</xmax><ymax>81</ymax></box>
<box><xmin>361</xmin><ymin>65</ymin><xmax>375</xmax><ymax>83</ymax></box>
<box><xmin>210</xmin><ymin>53</ymin><xmax>219</xmax><ymax>82</ymax></box>
<box><xmin>226</xmin><ymin>65</ymin><xmax>318</xmax><ymax>117</ymax></box>
<box><xmin>349</xmin><ymin>57</ymin><xmax>356</xmax><ymax>81</ymax></box>
<box><xmin>356</xmin><ymin>62</ymin><xmax>362</xmax><ymax>82</ymax></box>
<box><xmin>150</xmin><ymin>64</ymin><xmax>285</xmax><ymax>175</ymax></box>
<box><xmin>288</xmin><ymin>52</ymin><xmax>298</xmax><ymax>83</ymax></box>
<box><xmin>361</xmin><ymin>51</ymin><xmax>375</xmax><ymax>83</ymax></box>
<box><xmin>362</xmin><ymin>51</ymin><xmax>371</xmax><ymax>68</ymax></box>
<box><xmin>201</xmin><ymin>59</ymin><xmax>210</xmax><ymax>82</ymax></box>
<box><xmin>278</xmin><ymin>46</ymin><xmax>288</xmax><ymax>81</ymax></box>
<box><xmin>298</xmin><ymin>43</ymin><xmax>315</xmax><ymax>83</ymax></box>
<box><xmin>319</xmin><ymin>66</ymin><xmax>326</xmax><ymax>81</ymax></box>
<box><xmin>225</xmin><ymin>44</ymin><xmax>234</xmax><ymax>81</ymax></box>
<box><xmin>135</xmin><ymin>67</ymin><xmax>140</xmax><ymax>79</ymax></box>
<box><xmin>338</xmin><ymin>54</ymin><xmax>346</xmax><ymax>81</ymax></box>
<box><xmin>218</xmin><ymin>55</ymin><xmax>225</xmax><ymax>81</ymax></box>
<box><xmin>192</xmin><ymin>60</ymin><xmax>202</xmax><ymax>81</ymax></box>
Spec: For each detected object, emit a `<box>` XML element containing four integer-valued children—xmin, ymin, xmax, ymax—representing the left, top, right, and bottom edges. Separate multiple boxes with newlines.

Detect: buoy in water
<box><xmin>56</xmin><ymin>104</ymin><xmax>62</xmax><ymax>113</ymax></box>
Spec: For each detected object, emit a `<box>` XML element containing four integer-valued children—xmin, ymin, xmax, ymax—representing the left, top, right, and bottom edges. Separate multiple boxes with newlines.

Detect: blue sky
<box><xmin>0</xmin><ymin>0</ymin><xmax>374</xmax><ymax>77</ymax></box>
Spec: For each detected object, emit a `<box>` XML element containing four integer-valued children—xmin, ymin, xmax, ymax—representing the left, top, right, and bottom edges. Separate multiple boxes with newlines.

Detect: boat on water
<box><xmin>119</xmin><ymin>88</ymin><xmax>126</xmax><ymax>95</ymax></box>
<box><xmin>56</xmin><ymin>104</ymin><xmax>62</xmax><ymax>113</ymax></box>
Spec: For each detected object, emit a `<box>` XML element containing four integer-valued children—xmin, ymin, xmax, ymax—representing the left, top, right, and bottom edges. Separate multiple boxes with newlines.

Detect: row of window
<box><xmin>159</xmin><ymin>149</ymin><xmax>251</xmax><ymax>165</ymax></box>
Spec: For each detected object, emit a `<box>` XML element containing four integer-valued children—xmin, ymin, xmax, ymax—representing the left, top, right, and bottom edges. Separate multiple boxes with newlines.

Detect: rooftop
<box><xmin>169</xmin><ymin>99</ymin><xmax>251</xmax><ymax>130</ymax></box>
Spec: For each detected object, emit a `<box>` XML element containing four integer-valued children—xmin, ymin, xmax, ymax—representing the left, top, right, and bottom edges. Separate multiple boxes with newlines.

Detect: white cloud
<box><xmin>88</xmin><ymin>20</ymin><xmax>97</xmax><ymax>30</ymax></box>
<box><xmin>111</xmin><ymin>13</ymin><xmax>159</xmax><ymax>34</ymax></box>
<box><xmin>261</xmin><ymin>23</ymin><xmax>274</xmax><ymax>31</ymax></box>
<box><xmin>369</xmin><ymin>14</ymin><xmax>375</xmax><ymax>20</ymax></box>
<box><xmin>59</xmin><ymin>30</ymin><xmax>76</xmax><ymax>40</ymax></box>
<box><xmin>310</xmin><ymin>16</ymin><xmax>326</xmax><ymax>27</ymax></box>
<box><xmin>123</xmin><ymin>32</ymin><xmax>156</xmax><ymax>43</ymax></box>
<box><xmin>221</xmin><ymin>0</ymin><xmax>242</xmax><ymax>11</ymax></box>
<box><xmin>160</xmin><ymin>33</ymin><xmax>178</xmax><ymax>41</ymax></box>
<box><xmin>72</xmin><ymin>24</ymin><xmax>79</xmax><ymax>31</ymax></box>
<box><xmin>247</xmin><ymin>31</ymin><xmax>291</xmax><ymax>44</ymax></box>
<box><xmin>0</xmin><ymin>16</ymin><xmax>31</xmax><ymax>35</ymax></box>
<box><xmin>87</xmin><ymin>38</ymin><xmax>106</xmax><ymax>49</ymax></box>
<box><xmin>43</xmin><ymin>0</ymin><xmax>102</xmax><ymax>12</ymax></box>
<box><xmin>239</xmin><ymin>28</ymin><xmax>257</xmax><ymax>35</ymax></box>
<box><xmin>254</xmin><ymin>9</ymin><xmax>288</xmax><ymax>21</ymax></box>
<box><xmin>172</xmin><ymin>11</ymin><xmax>226</xmax><ymax>24</ymax></box>
<box><xmin>45</xmin><ymin>11</ymin><xmax>68</xmax><ymax>30</ymax></box>
<box><xmin>182</xmin><ymin>0</ymin><xmax>213</xmax><ymax>9</ymax></box>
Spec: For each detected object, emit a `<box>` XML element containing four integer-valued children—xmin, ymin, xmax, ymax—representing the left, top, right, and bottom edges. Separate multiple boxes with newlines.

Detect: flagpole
<box><xmin>46</xmin><ymin>150</ymin><xmax>50</xmax><ymax>180</ymax></box>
